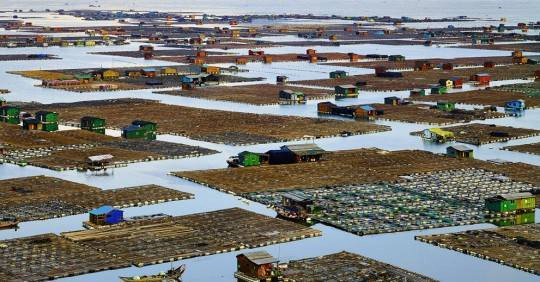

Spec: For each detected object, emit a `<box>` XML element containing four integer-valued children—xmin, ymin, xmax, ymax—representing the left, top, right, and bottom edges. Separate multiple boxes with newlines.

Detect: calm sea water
<box><xmin>3</xmin><ymin>0</ymin><xmax>540</xmax><ymax>22</ymax></box>
<box><xmin>1</xmin><ymin>3</ymin><xmax>539</xmax><ymax>281</ymax></box>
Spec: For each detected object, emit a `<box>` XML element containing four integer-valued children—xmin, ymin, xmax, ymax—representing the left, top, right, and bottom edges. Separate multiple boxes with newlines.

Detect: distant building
<box><xmin>329</xmin><ymin>70</ymin><xmax>348</xmax><ymax>79</ymax></box>
<box><xmin>505</xmin><ymin>99</ymin><xmax>525</xmax><ymax>111</ymax></box>
<box><xmin>335</xmin><ymin>85</ymin><xmax>358</xmax><ymax>98</ymax></box>
<box><xmin>81</xmin><ymin>116</ymin><xmax>106</xmax><ymax>134</ymax></box>
<box><xmin>422</xmin><ymin>128</ymin><xmax>455</xmax><ymax>143</ymax></box>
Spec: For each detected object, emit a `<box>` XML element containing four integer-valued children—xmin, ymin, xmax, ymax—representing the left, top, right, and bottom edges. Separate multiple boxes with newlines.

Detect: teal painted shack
<box><xmin>437</xmin><ymin>101</ymin><xmax>456</xmax><ymax>111</ymax></box>
<box><xmin>122</xmin><ymin>120</ymin><xmax>157</xmax><ymax>140</ymax></box>
<box><xmin>384</xmin><ymin>96</ymin><xmax>402</xmax><ymax>106</ymax></box>
<box><xmin>81</xmin><ymin>116</ymin><xmax>106</xmax><ymax>134</ymax></box>
<box><xmin>446</xmin><ymin>145</ymin><xmax>473</xmax><ymax>159</ymax></box>
<box><xmin>35</xmin><ymin>111</ymin><xmax>59</xmax><ymax>132</ymax></box>
<box><xmin>0</xmin><ymin>106</ymin><xmax>20</xmax><ymax>124</ymax></box>
<box><xmin>389</xmin><ymin>55</ymin><xmax>405</xmax><ymax>62</ymax></box>
<box><xmin>335</xmin><ymin>85</ymin><xmax>358</xmax><ymax>98</ymax></box>
<box><xmin>329</xmin><ymin>70</ymin><xmax>348</xmax><ymax>79</ymax></box>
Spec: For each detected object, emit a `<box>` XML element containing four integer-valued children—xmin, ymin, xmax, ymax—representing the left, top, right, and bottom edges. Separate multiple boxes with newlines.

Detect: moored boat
<box><xmin>120</xmin><ymin>264</ymin><xmax>185</xmax><ymax>282</ymax></box>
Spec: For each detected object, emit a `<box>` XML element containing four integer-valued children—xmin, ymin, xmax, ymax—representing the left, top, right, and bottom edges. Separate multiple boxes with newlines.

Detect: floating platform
<box><xmin>416</xmin><ymin>224</ymin><xmax>540</xmax><ymax>275</ymax></box>
<box><xmin>281</xmin><ymin>251</ymin><xmax>436</xmax><ymax>281</ymax></box>
<box><xmin>175</xmin><ymin>148</ymin><xmax>540</xmax><ymax>194</ymax></box>
<box><xmin>292</xmin><ymin>64</ymin><xmax>538</xmax><ymax>92</ymax></box>
<box><xmin>0</xmin><ymin>176</ymin><xmax>193</xmax><ymax>223</ymax></box>
<box><xmin>415</xmin><ymin>123</ymin><xmax>540</xmax><ymax>145</ymax></box>
<box><xmin>62</xmin><ymin>208</ymin><xmax>321</xmax><ymax>267</ymax></box>
<box><xmin>243</xmin><ymin>168</ymin><xmax>535</xmax><ymax>235</ymax></box>
<box><xmin>19</xmin><ymin>99</ymin><xmax>390</xmax><ymax>145</ymax></box>
<box><xmin>0</xmin><ymin>233</ymin><xmax>130</xmax><ymax>281</ymax></box>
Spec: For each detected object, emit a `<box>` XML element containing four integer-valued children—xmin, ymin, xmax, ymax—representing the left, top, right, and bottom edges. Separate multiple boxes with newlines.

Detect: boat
<box><xmin>120</xmin><ymin>264</ymin><xmax>185</xmax><ymax>282</ymax></box>
<box><xmin>0</xmin><ymin>217</ymin><xmax>18</xmax><ymax>229</ymax></box>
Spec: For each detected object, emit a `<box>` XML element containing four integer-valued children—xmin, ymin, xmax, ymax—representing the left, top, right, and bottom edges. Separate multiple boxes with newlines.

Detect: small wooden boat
<box><xmin>120</xmin><ymin>264</ymin><xmax>185</xmax><ymax>282</ymax></box>
<box><xmin>0</xmin><ymin>220</ymin><xmax>18</xmax><ymax>229</ymax></box>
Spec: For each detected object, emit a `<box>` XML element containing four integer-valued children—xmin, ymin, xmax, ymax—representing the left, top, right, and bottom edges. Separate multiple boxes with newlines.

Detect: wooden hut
<box><xmin>446</xmin><ymin>145</ymin><xmax>474</xmax><ymax>159</ymax></box>
<box><xmin>317</xmin><ymin>102</ymin><xmax>337</xmax><ymax>114</ymax></box>
<box><xmin>22</xmin><ymin>118</ymin><xmax>42</xmax><ymax>131</ymax></box>
<box><xmin>235</xmin><ymin>251</ymin><xmax>278</xmax><ymax>281</ymax></box>
<box><xmin>279</xmin><ymin>90</ymin><xmax>306</xmax><ymax>104</ymax></box>
<box><xmin>276</xmin><ymin>76</ymin><xmax>288</xmax><ymax>85</ymax></box>
<box><xmin>335</xmin><ymin>85</ymin><xmax>358</xmax><ymax>98</ymax></box>
<box><xmin>281</xmin><ymin>191</ymin><xmax>314</xmax><ymax>220</ymax></box>
<box><xmin>414</xmin><ymin>60</ymin><xmax>435</xmax><ymax>71</ymax></box>
<box><xmin>450</xmin><ymin>77</ymin><xmax>464</xmax><ymax>88</ymax></box>
<box><xmin>280</xmin><ymin>144</ymin><xmax>326</xmax><ymax>162</ymax></box>
<box><xmin>470</xmin><ymin>73</ymin><xmax>491</xmax><ymax>85</ymax></box>
<box><xmin>384</xmin><ymin>96</ymin><xmax>402</xmax><ymax>106</ymax></box>
<box><xmin>388</xmin><ymin>55</ymin><xmax>405</xmax><ymax>62</ymax></box>
<box><xmin>330</xmin><ymin>70</ymin><xmax>348</xmax><ymax>79</ymax></box>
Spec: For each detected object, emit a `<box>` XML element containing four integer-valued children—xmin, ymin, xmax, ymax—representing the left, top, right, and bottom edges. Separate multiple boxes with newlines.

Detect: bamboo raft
<box><xmin>0</xmin><ymin>233</ymin><xmax>130</xmax><ymax>282</ymax></box>
<box><xmin>62</xmin><ymin>208</ymin><xmax>321</xmax><ymax>267</ymax></box>
<box><xmin>281</xmin><ymin>251</ymin><xmax>436</xmax><ymax>282</ymax></box>
<box><xmin>416</xmin><ymin>224</ymin><xmax>540</xmax><ymax>275</ymax></box>
<box><xmin>0</xmin><ymin>176</ymin><xmax>193</xmax><ymax>222</ymax></box>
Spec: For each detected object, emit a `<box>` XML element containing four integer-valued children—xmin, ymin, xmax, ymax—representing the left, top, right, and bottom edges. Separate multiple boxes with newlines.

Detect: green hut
<box><xmin>238</xmin><ymin>151</ymin><xmax>261</xmax><ymax>167</ymax></box>
<box><xmin>122</xmin><ymin>120</ymin><xmax>157</xmax><ymax>141</ymax></box>
<box><xmin>81</xmin><ymin>116</ymin><xmax>106</xmax><ymax>134</ymax></box>
<box><xmin>431</xmin><ymin>85</ymin><xmax>448</xmax><ymax>95</ymax></box>
<box><xmin>0</xmin><ymin>106</ymin><xmax>20</xmax><ymax>124</ymax></box>
<box><xmin>436</xmin><ymin>101</ymin><xmax>456</xmax><ymax>111</ymax></box>
<box><xmin>485</xmin><ymin>192</ymin><xmax>536</xmax><ymax>213</ymax></box>
<box><xmin>35</xmin><ymin>111</ymin><xmax>59</xmax><ymax>132</ymax></box>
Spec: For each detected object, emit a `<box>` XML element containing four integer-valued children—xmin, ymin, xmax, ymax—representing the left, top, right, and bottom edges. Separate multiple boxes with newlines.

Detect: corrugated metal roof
<box><xmin>448</xmin><ymin>145</ymin><xmax>473</xmax><ymax>152</ymax></box>
<box><xmin>241</xmin><ymin>251</ymin><xmax>278</xmax><ymax>265</ymax></box>
<box><xmin>359</xmin><ymin>105</ymin><xmax>375</xmax><ymax>111</ymax></box>
<box><xmin>282</xmin><ymin>144</ymin><xmax>325</xmax><ymax>156</ymax></box>
<box><xmin>89</xmin><ymin>205</ymin><xmax>116</xmax><ymax>215</ymax></box>
<box><xmin>499</xmin><ymin>192</ymin><xmax>534</xmax><ymax>200</ymax></box>
<box><xmin>283</xmin><ymin>191</ymin><xmax>312</xmax><ymax>202</ymax></box>
<box><xmin>87</xmin><ymin>154</ymin><xmax>114</xmax><ymax>162</ymax></box>
<box><xmin>337</xmin><ymin>84</ymin><xmax>356</xmax><ymax>89</ymax></box>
